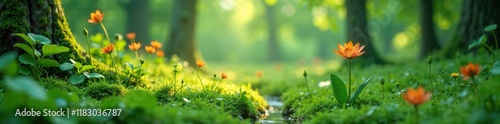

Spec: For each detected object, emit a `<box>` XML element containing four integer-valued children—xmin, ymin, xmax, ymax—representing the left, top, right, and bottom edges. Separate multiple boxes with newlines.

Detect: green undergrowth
<box><xmin>280</xmin><ymin>52</ymin><xmax>500</xmax><ymax>123</ymax></box>
<box><xmin>0</xmin><ymin>52</ymin><xmax>268</xmax><ymax>123</ymax></box>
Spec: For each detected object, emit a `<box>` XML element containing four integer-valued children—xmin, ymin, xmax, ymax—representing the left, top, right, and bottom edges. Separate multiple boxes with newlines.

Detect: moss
<box><xmin>38</xmin><ymin>77</ymin><xmax>83</xmax><ymax>95</ymax></box>
<box><xmin>85</xmin><ymin>83</ymin><xmax>127</xmax><ymax>100</ymax></box>
<box><xmin>0</xmin><ymin>0</ymin><xmax>30</xmax><ymax>53</ymax></box>
<box><xmin>155</xmin><ymin>86</ymin><xmax>174</xmax><ymax>104</ymax></box>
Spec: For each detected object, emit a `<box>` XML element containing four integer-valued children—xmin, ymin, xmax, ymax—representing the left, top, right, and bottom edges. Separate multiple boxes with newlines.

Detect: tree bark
<box><xmin>418</xmin><ymin>0</ymin><xmax>440</xmax><ymax>58</ymax></box>
<box><xmin>264</xmin><ymin>2</ymin><xmax>280</xmax><ymax>61</ymax></box>
<box><xmin>164</xmin><ymin>0</ymin><xmax>199</xmax><ymax>66</ymax></box>
<box><xmin>442</xmin><ymin>0</ymin><xmax>500</xmax><ymax>56</ymax></box>
<box><xmin>0</xmin><ymin>0</ymin><xmax>116</xmax><ymax>80</ymax></box>
<box><xmin>345</xmin><ymin>0</ymin><xmax>384</xmax><ymax>64</ymax></box>
<box><xmin>121</xmin><ymin>0</ymin><xmax>150</xmax><ymax>43</ymax></box>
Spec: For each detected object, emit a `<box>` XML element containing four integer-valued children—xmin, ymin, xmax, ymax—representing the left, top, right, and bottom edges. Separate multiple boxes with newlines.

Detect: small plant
<box><xmin>60</xmin><ymin>59</ymin><xmax>104</xmax><ymax>85</ymax></box>
<box><xmin>12</xmin><ymin>33</ymin><xmax>70</xmax><ymax>79</ymax></box>
<box><xmin>213</xmin><ymin>72</ymin><xmax>228</xmax><ymax>91</ymax></box>
<box><xmin>331</xmin><ymin>41</ymin><xmax>373</xmax><ymax>108</ymax></box>
<box><xmin>196</xmin><ymin>60</ymin><xmax>206</xmax><ymax>89</ymax></box>
<box><xmin>459</xmin><ymin>62</ymin><xmax>481</xmax><ymax>93</ymax></box>
<box><xmin>124</xmin><ymin>59</ymin><xmax>147</xmax><ymax>84</ymax></box>
<box><xmin>303</xmin><ymin>70</ymin><xmax>311</xmax><ymax>95</ymax></box>
<box><xmin>402</xmin><ymin>86</ymin><xmax>431</xmax><ymax>124</ymax></box>
<box><xmin>469</xmin><ymin>24</ymin><xmax>497</xmax><ymax>61</ymax></box>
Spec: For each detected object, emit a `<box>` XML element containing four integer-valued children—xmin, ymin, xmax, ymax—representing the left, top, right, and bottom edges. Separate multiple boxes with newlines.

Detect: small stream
<box><xmin>259</xmin><ymin>96</ymin><xmax>293</xmax><ymax>124</ymax></box>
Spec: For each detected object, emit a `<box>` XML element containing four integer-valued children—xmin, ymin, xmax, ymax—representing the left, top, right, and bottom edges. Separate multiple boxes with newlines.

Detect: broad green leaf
<box><xmin>70</xmin><ymin>59</ymin><xmax>82</xmax><ymax>69</ymax></box>
<box><xmin>1</xmin><ymin>53</ymin><xmax>19</xmax><ymax>76</ymax></box>
<box><xmin>38</xmin><ymin>58</ymin><xmax>60</xmax><ymax>67</ymax></box>
<box><xmin>83</xmin><ymin>72</ymin><xmax>105</xmax><ymax>79</ymax></box>
<box><xmin>124</xmin><ymin>90</ymin><xmax>157</xmax><ymax>109</ymax></box>
<box><xmin>42</xmin><ymin>44</ymin><xmax>69</xmax><ymax>57</ymax></box>
<box><xmin>468</xmin><ymin>35</ymin><xmax>487</xmax><ymax>50</ymax></box>
<box><xmin>18</xmin><ymin>66</ymin><xmax>31</xmax><ymax>75</ymax></box>
<box><xmin>125</xmin><ymin>62</ymin><xmax>134</xmax><ymax>69</ymax></box>
<box><xmin>349</xmin><ymin>77</ymin><xmax>373</xmax><ymax>103</ymax></box>
<box><xmin>12</xmin><ymin>33</ymin><xmax>35</xmax><ymax>46</ymax></box>
<box><xmin>14</xmin><ymin>43</ymin><xmax>34</xmax><ymax>57</ymax></box>
<box><xmin>69</xmin><ymin>74</ymin><xmax>85</xmax><ymax>85</ymax></box>
<box><xmin>330</xmin><ymin>74</ymin><xmax>348</xmax><ymax>106</ymax></box>
<box><xmin>28</xmin><ymin>33</ymin><xmax>51</xmax><ymax>44</ymax></box>
<box><xmin>80</xmin><ymin>65</ymin><xmax>95</xmax><ymax>72</ymax></box>
<box><xmin>18</xmin><ymin>54</ymin><xmax>34</xmax><ymax>66</ymax></box>
<box><xmin>4</xmin><ymin>76</ymin><xmax>47</xmax><ymax>100</ymax></box>
<box><xmin>484</xmin><ymin>24</ymin><xmax>497</xmax><ymax>32</ymax></box>
<box><xmin>34</xmin><ymin>49</ymin><xmax>41</xmax><ymax>57</ymax></box>
<box><xmin>47</xmin><ymin>89</ymin><xmax>71</xmax><ymax>107</ymax></box>
<box><xmin>491</xmin><ymin>61</ymin><xmax>500</xmax><ymax>75</ymax></box>
<box><xmin>59</xmin><ymin>62</ymin><xmax>74</xmax><ymax>71</ymax></box>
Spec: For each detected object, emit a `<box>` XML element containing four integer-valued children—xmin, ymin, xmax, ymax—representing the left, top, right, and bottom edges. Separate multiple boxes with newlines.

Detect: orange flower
<box><xmin>156</xmin><ymin>50</ymin><xmax>165</xmax><ymax>57</ymax></box>
<box><xmin>88</xmin><ymin>10</ymin><xmax>104</xmax><ymax>24</ymax></box>
<box><xmin>128</xmin><ymin>42</ymin><xmax>141</xmax><ymax>51</ymax></box>
<box><xmin>402</xmin><ymin>86</ymin><xmax>431</xmax><ymax>106</ymax></box>
<box><xmin>256</xmin><ymin>71</ymin><xmax>263</xmax><ymax>78</ymax></box>
<box><xmin>333</xmin><ymin>41</ymin><xmax>365</xmax><ymax>59</ymax></box>
<box><xmin>101</xmin><ymin>44</ymin><xmax>114</xmax><ymax>54</ymax></box>
<box><xmin>221</xmin><ymin>72</ymin><xmax>228</xmax><ymax>79</ymax></box>
<box><xmin>126</xmin><ymin>32</ymin><xmax>136</xmax><ymax>40</ymax></box>
<box><xmin>151</xmin><ymin>41</ymin><xmax>162</xmax><ymax>49</ymax></box>
<box><xmin>145</xmin><ymin>46</ymin><xmax>156</xmax><ymax>54</ymax></box>
<box><xmin>460</xmin><ymin>62</ymin><xmax>481</xmax><ymax>80</ymax></box>
<box><xmin>196</xmin><ymin>60</ymin><xmax>205</xmax><ymax>68</ymax></box>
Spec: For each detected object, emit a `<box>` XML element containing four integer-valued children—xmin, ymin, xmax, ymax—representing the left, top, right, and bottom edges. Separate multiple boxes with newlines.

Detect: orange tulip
<box><xmin>88</xmin><ymin>10</ymin><xmax>104</xmax><ymax>24</ymax></box>
<box><xmin>460</xmin><ymin>62</ymin><xmax>481</xmax><ymax>80</ymax></box>
<box><xmin>126</xmin><ymin>32</ymin><xmax>136</xmax><ymax>40</ymax></box>
<box><xmin>145</xmin><ymin>46</ymin><xmax>156</xmax><ymax>54</ymax></box>
<box><xmin>333</xmin><ymin>41</ymin><xmax>365</xmax><ymax>59</ymax></box>
<box><xmin>256</xmin><ymin>71</ymin><xmax>263</xmax><ymax>78</ymax></box>
<box><xmin>402</xmin><ymin>86</ymin><xmax>431</xmax><ymax>106</ymax></box>
<box><xmin>128</xmin><ymin>42</ymin><xmax>141</xmax><ymax>51</ymax></box>
<box><xmin>151</xmin><ymin>41</ymin><xmax>162</xmax><ymax>49</ymax></box>
<box><xmin>101</xmin><ymin>44</ymin><xmax>114</xmax><ymax>54</ymax></box>
<box><xmin>221</xmin><ymin>72</ymin><xmax>228</xmax><ymax>79</ymax></box>
<box><xmin>156</xmin><ymin>50</ymin><xmax>165</xmax><ymax>57</ymax></box>
<box><xmin>196</xmin><ymin>60</ymin><xmax>205</xmax><ymax>68</ymax></box>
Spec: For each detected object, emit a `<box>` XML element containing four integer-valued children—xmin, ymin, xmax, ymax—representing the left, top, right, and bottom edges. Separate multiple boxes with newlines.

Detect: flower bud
<box><xmin>303</xmin><ymin>70</ymin><xmax>308</xmax><ymax>77</ymax></box>
<box><xmin>396</xmin><ymin>82</ymin><xmax>400</xmax><ymax>88</ymax></box>
<box><xmin>427</xmin><ymin>56</ymin><xmax>432</xmax><ymax>64</ymax></box>
<box><xmin>83</xmin><ymin>28</ymin><xmax>88</xmax><ymax>36</ymax></box>
<box><xmin>380</xmin><ymin>78</ymin><xmax>385</xmax><ymax>85</ymax></box>
<box><xmin>114</xmin><ymin>33</ymin><xmax>123</xmax><ymax>41</ymax></box>
<box><xmin>140</xmin><ymin>59</ymin><xmax>145</xmax><ymax>65</ymax></box>
<box><xmin>213</xmin><ymin>74</ymin><xmax>217</xmax><ymax>78</ymax></box>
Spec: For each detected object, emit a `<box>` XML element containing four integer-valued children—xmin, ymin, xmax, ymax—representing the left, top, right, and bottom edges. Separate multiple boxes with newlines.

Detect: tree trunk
<box><xmin>418</xmin><ymin>0</ymin><xmax>440</xmax><ymax>58</ymax></box>
<box><xmin>0</xmin><ymin>0</ymin><xmax>115</xmax><ymax>80</ymax></box>
<box><xmin>442</xmin><ymin>0</ymin><xmax>500</xmax><ymax>56</ymax></box>
<box><xmin>264</xmin><ymin>2</ymin><xmax>280</xmax><ymax>61</ymax></box>
<box><xmin>165</xmin><ymin>0</ymin><xmax>199</xmax><ymax>66</ymax></box>
<box><xmin>345</xmin><ymin>0</ymin><xmax>384</xmax><ymax>64</ymax></box>
<box><xmin>122</xmin><ymin>0</ymin><xmax>150</xmax><ymax>43</ymax></box>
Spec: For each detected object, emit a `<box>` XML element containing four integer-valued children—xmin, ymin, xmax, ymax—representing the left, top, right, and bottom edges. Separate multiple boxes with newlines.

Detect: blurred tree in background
<box><xmin>165</xmin><ymin>0</ymin><xmax>200</xmax><ymax>66</ymax></box>
<box><xmin>119</xmin><ymin>0</ymin><xmax>150</xmax><ymax>43</ymax></box>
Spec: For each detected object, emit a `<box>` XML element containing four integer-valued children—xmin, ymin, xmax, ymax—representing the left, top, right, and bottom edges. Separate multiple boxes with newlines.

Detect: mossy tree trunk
<box><xmin>442</xmin><ymin>0</ymin><xmax>500</xmax><ymax>56</ymax></box>
<box><xmin>0</xmin><ymin>0</ymin><xmax>112</xmax><ymax>79</ymax></box>
<box><xmin>345</xmin><ymin>0</ymin><xmax>384</xmax><ymax>64</ymax></box>
<box><xmin>165</xmin><ymin>0</ymin><xmax>199</xmax><ymax>66</ymax></box>
<box><xmin>418</xmin><ymin>0</ymin><xmax>440</xmax><ymax>59</ymax></box>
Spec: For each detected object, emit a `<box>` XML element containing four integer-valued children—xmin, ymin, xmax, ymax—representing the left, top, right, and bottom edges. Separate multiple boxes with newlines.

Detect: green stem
<box><xmin>428</xmin><ymin>63</ymin><xmax>432</xmax><ymax>89</ymax></box>
<box><xmin>109</xmin><ymin>54</ymin><xmax>119</xmax><ymax>82</ymax></box>
<box><xmin>85</xmin><ymin>34</ymin><xmax>92</xmax><ymax>65</ymax></box>
<box><xmin>212</xmin><ymin>75</ymin><xmax>217</xmax><ymax>91</ymax></box>
<box><xmin>471</xmin><ymin>77</ymin><xmax>478</xmax><ymax>94</ymax></box>
<box><xmin>197</xmin><ymin>68</ymin><xmax>205</xmax><ymax>89</ymax></box>
<box><xmin>415</xmin><ymin>105</ymin><xmax>419</xmax><ymax>124</ymax></box>
<box><xmin>304</xmin><ymin>76</ymin><xmax>311</xmax><ymax>95</ymax></box>
<box><xmin>135</xmin><ymin>51</ymin><xmax>140</xmax><ymax>65</ymax></box>
<box><xmin>99</xmin><ymin>22</ymin><xmax>111</xmax><ymax>45</ymax></box>
<box><xmin>348</xmin><ymin>59</ymin><xmax>352</xmax><ymax>104</ymax></box>
<box><xmin>214</xmin><ymin>79</ymin><xmax>223</xmax><ymax>91</ymax></box>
